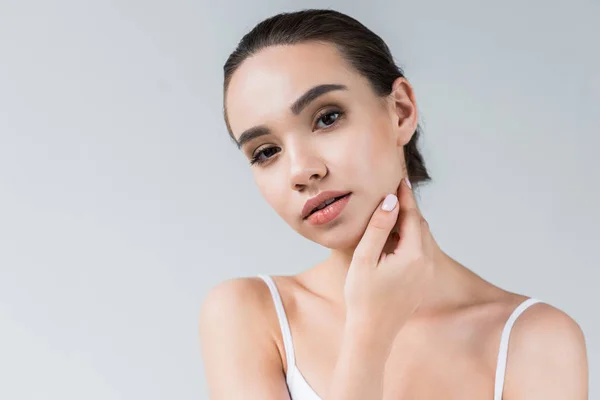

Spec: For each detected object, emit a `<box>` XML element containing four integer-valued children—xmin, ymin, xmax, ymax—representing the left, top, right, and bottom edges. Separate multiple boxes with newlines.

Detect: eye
<box><xmin>314</xmin><ymin>109</ymin><xmax>344</xmax><ymax>130</ymax></box>
<box><xmin>250</xmin><ymin>146</ymin><xmax>280</xmax><ymax>166</ymax></box>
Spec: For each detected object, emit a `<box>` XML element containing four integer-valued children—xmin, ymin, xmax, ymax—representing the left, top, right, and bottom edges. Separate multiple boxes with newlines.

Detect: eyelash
<box><xmin>249</xmin><ymin>108</ymin><xmax>345</xmax><ymax>166</ymax></box>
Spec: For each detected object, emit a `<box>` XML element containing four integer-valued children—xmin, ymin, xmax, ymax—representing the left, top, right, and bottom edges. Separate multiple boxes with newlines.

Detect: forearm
<box><xmin>324</xmin><ymin>322</ymin><xmax>393</xmax><ymax>400</ymax></box>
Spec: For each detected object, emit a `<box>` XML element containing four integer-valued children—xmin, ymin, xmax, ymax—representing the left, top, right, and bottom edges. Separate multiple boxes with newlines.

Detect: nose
<box><xmin>289</xmin><ymin>143</ymin><xmax>327</xmax><ymax>191</ymax></box>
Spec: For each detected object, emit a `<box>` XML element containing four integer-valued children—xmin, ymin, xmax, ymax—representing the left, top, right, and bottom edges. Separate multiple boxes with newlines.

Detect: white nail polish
<box><xmin>382</xmin><ymin>194</ymin><xmax>398</xmax><ymax>211</ymax></box>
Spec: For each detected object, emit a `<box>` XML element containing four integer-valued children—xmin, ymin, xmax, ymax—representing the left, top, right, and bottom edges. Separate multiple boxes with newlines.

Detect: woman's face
<box><xmin>225</xmin><ymin>42</ymin><xmax>417</xmax><ymax>250</ymax></box>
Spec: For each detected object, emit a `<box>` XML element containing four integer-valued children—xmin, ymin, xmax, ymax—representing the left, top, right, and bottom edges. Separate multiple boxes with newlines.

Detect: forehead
<box><xmin>225</xmin><ymin>42</ymin><xmax>363</xmax><ymax>138</ymax></box>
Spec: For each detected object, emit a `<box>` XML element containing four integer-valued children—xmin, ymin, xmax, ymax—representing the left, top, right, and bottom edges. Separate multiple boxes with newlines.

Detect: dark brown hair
<box><xmin>223</xmin><ymin>9</ymin><xmax>431</xmax><ymax>188</ymax></box>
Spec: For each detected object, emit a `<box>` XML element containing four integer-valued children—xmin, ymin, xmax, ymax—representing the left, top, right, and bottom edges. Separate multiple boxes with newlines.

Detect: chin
<box><xmin>299</xmin><ymin>215</ymin><xmax>369</xmax><ymax>251</ymax></box>
<box><xmin>318</xmin><ymin>235</ymin><xmax>361</xmax><ymax>251</ymax></box>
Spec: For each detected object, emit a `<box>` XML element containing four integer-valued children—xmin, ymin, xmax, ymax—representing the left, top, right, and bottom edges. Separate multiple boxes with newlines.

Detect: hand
<box><xmin>344</xmin><ymin>177</ymin><xmax>435</xmax><ymax>345</ymax></box>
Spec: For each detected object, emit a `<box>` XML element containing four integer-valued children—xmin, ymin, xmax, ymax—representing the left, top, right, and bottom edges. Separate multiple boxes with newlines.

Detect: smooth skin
<box><xmin>200</xmin><ymin>42</ymin><xmax>588</xmax><ymax>399</ymax></box>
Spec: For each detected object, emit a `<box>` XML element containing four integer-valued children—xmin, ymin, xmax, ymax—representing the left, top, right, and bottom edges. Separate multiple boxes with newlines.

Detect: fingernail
<box><xmin>381</xmin><ymin>194</ymin><xmax>398</xmax><ymax>211</ymax></box>
<box><xmin>405</xmin><ymin>177</ymin><xmax>412</xmax><ymax>189</ymax></box>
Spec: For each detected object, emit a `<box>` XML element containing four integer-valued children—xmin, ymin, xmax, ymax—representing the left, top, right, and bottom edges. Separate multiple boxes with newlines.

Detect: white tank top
<box><xmin>258</xmin><ymin>274</ymin><xmax>542</xmax><ymax>400</ymax></box>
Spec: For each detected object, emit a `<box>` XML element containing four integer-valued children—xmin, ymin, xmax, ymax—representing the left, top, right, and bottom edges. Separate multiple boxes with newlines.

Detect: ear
<box><xmin>389</xmin><ymin>77</ymin><xmax>419</xmax><ymax>147</ymax></box>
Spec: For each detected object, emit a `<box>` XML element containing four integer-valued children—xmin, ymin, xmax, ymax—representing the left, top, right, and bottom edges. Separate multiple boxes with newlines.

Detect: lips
<box><xmin>301</xmin><ymin>191</ymin><xmax>351</xmax><ymax>219</ymax></box>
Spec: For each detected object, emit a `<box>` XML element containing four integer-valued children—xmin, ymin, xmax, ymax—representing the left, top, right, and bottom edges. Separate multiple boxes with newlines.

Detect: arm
<box><xmin>504</xmin><ymin>303</ymin><xmax>588</xmax><ymax>399</ymax></box>
<box><xmin>324</xmin><ymin>318</ymin><xmax>395</xmax><ymax>400</ymax></box>
<box><xmin>199</xmin><ymin>278</ymin><xmax>291</xmax><ymax>400</ymax></box>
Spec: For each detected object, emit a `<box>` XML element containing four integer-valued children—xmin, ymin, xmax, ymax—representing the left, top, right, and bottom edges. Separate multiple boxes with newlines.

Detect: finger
<box><xmin>352</xmin><ymin>194</ymin><xmax>400</xmax><ymax>266</ymax></box>
<box><xmin>421</xmin><ymin>219</ymin><xmax>435</xmax><ymax>262</ymax></box>
<box><xmin>392</xmin><ymin>176</ymin><xmax>419</xmax><ymax>235</ymax></box>
<box><xmin>417</xmin><ymin>218</ymin><xmax>436</xmax><ymax>288</ymax></box>
<box><xmin>397</xmin><ymin>176</ymin><xmax>419</xmax><ymax>214</ymax></box>
<box><xmin>392</xmin><ymin>177</ymin><xmax>423</xmax><ymax>253</ymax></box>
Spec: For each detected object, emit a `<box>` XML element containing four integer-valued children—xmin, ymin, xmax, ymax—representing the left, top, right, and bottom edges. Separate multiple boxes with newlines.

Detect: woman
<box><xmin>200</xmin><ymin>9</ymin><xmax>588</xmax><ymax>399</ymax></box>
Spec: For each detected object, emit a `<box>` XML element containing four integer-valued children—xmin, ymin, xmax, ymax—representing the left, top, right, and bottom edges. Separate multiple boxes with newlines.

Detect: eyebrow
<box><xmin>235</xmin><ymin>83</ymin><xmax>348</xmax><ymax>149</ymax></box>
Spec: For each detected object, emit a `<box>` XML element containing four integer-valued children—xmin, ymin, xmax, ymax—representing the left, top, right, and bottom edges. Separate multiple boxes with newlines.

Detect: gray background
<box><xmin>0</xmin><ymin>0</ymin><xmax>598</xmax><ymax>399</ymax></box>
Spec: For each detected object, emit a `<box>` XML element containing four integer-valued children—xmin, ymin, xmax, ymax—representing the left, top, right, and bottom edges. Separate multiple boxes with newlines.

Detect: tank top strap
<box><xmin>258</xmin><ymin>274</ymin><xmax>296</xmax><ymax>381</ymax></box>
<box><xmin>493</xmin><ymin>297</ymin><xmax>543</xmax><ymax>400</ymax></box>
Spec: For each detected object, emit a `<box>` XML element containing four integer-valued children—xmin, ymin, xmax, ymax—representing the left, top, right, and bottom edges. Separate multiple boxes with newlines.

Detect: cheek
<box><xmin>370</xmin><ymin>131</ymin><xmax>401</xmax><ymax>173</ymax></box>
<box><xmin>326</xmin><ymin>126</ymin><xmax>398</xmax><ymax>185</ymax></box>
<box><xmin>367</xmin><ymin>122</ymin><xmax>403</xmax><ymax>186</ymax></box>
<box><xmin>321</xmin><ymin>129</ymin><xmax>373</xmax><ymax>177</ymax></box>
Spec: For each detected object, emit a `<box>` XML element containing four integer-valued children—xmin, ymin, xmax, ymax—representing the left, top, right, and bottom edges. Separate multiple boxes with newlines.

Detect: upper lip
<box><xmin>301</xmin><ymin>191</ymin><xmax>351</xmax><ymax>219</ymax></box>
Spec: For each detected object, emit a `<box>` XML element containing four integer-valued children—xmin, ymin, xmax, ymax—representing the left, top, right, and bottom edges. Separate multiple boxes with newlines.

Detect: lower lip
<box><xmin>305</xmin><ymin>194</ymin><xmax>351</xmax><ymax>225</ymax></box>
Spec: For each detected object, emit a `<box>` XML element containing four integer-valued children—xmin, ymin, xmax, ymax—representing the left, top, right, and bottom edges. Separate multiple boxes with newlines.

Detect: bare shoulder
<box><xmin>199</xmin><ymin>276</ymin><xmax>275</xmax><ymax>337</ymax></box>
<box><xmin>452</xmin><ymin>286</ymin><xmax>588</xmax><ymax>398</ymax></box>
<box><xmin>509</xmin><ymin>300</ymin><xmax>586</xmax><ymax>342</ymax></box>
<box><xmin>199</xmin><ymin>277</ymin><xmax>291</xmax><ymax>399</ymax></box>
<box><xmin>502</xmin><ymin>299</ymin><xmax>589</xmax><ymax>399</ymax></box>
<box><xmin>201</xmin><ymin>277</ymin><xmax>270</xmax><ymax>315</ymax></box>
<box><xmin>199</xmin><ymin>274</ymin><xmax>303</xmax><ymax>358</ymax></box>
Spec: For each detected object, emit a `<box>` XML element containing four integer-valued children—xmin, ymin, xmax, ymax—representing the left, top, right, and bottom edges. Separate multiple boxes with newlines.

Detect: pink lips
<box><xmin>301</xmin><ymin>191</ymin><xmax>352</xmax><ymax>225</ymax></box>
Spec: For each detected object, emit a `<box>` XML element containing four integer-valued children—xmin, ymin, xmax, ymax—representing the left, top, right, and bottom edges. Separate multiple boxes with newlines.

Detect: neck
<box><xmin>309</xmin><ymin>240</ymin><xmax>483</xmax><ymax>315</ymax></box>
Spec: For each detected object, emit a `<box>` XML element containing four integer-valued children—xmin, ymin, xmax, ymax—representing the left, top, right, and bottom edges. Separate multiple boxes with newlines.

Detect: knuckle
<box><xmin>407</xmin><ymin>248</ymin><xmax>426</xmax><ymax>264</ymax></box>
<box><xmin>370</xmin><ymin>213</ymin><xmax>393</xmax><ymax>230</ymax></box>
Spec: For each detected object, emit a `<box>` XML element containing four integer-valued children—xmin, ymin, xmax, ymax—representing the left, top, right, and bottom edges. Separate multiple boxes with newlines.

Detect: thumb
<box><xmin>398</xmin><ymin>176</ymin><xmax>419</xmax><ymax>214</ymax></box>
<box><xmin>352</xmin><ymin>194</ymin><xmax>399</xmax><ymax>266</ymax></box>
